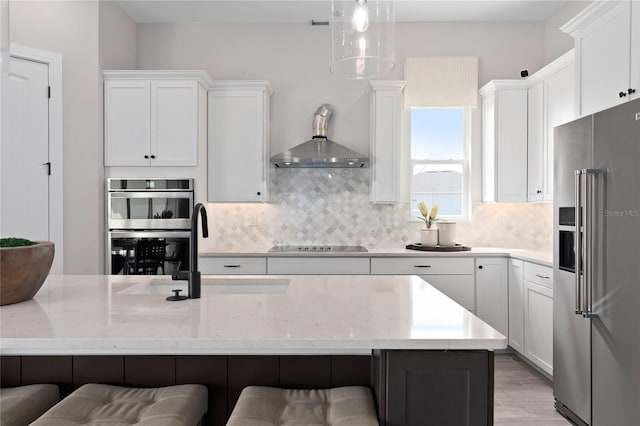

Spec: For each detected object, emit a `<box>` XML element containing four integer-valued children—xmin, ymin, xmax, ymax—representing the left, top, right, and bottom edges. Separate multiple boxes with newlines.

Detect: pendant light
<box><xmin>330</xmin><ymin>0</ymin><xmax>395</xmax><ymax>79</ymax></box>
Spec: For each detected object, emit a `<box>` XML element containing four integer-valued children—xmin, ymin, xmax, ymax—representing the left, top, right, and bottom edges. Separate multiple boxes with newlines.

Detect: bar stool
<box><xmin>0</xmin><ymin>384</ymin><xmax>60</xmax><ymax>426</ymax></box>
<box><xmin>226</xmin><ymin>386</ymin><xmax>379</xmax><ymax>426</ymax></box>
<box><xmin>31</xmin><ymin>383</ymin><xmax>208</xmax><ymax>426</ymax></box>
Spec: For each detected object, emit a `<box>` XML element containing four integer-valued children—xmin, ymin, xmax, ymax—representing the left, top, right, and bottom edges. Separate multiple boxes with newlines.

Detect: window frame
<box><xmin>409</xmin><ymin>106</ymin><xmax>472</xmax><ymax>222</ymax></box>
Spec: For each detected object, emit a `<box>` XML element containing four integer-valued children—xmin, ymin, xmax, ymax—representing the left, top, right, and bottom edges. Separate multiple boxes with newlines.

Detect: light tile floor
<box><xmin>494</xmin><ymin>353</ymin><xmax>573</xmax><ymax>425</ymax></box>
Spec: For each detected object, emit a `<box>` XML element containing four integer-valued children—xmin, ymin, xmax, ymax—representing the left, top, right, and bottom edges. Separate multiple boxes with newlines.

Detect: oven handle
<box><xmin>109</xmin><ymin>192</ymin><xmax>193</xmax><ymax>199</ymax></box>
<box><xmin>109</xmin><ymin>230</ymin><xmax>191</xmax><ymax>239</ymax></box>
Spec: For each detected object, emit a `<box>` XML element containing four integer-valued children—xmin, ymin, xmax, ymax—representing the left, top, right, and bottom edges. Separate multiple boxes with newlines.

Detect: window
<box><xmin>410</xmin><ymin>107</ymin><xmax>471</xmax><ymax>221</ymax></box>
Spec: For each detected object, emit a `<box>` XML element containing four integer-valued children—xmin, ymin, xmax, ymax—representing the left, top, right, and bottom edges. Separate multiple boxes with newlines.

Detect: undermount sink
<box><xmin>119</xmin><ymin>277</ymin><xmax>290</xmax><ymax>296</ymax></box>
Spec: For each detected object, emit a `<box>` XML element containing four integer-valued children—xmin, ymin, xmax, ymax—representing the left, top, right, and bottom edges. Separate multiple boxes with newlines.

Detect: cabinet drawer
<box><xmin>524</xmin><ymin>262</ymin><xmax>553</xmax><ymax>289</ymax></box>
<box><xmin>267</xmin><ymin>257</ymin><xmax>370</xmax><ymax>275</ymax></box>
<box><xmin>199</xmin><ymin>257</ymin><xmax>267</xmax><ymax>275</ymax></box>
<box><xmin>371</xmin><ymin>257</ymin><xmax>474</xmax><ymax>275</ymax></box>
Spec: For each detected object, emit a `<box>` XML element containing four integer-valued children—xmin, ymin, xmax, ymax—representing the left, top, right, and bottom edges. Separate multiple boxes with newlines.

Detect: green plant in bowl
<box><xmin>0</xmin><ymin>237</ymin><xmax>36</xmax><ymax>248</ymax></box>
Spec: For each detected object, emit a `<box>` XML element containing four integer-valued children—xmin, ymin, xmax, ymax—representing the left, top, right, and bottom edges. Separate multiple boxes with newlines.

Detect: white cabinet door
<box><xmin>564</xmin><ymin>1</ymin><xmax>634</xmax><ymax>115</ymax></box>
<box><xmin>475</xmin><ymin>257</ymin><xmax>508</xmax><ymax>337</ymax></box>
<box><xmin>208</xmin><ymin>82</ymin><xmax>271</xmax><ymax>203</ymax></box>
<box><xmin>267</xmin><ymin>257</ymin><xmax>370</xmax><ymax>275</ymax></box>
<box><xmin>104</xmin><ymin>80</ymin><xmax>151</xmax><ymax>166</ymax></box>
<box><xmin>151</xmin><ymin>80</ymin><xmax>198</xmax><ymax>166</ymax></box>
<box><xmin>527</xmin><ymin>52</ymin><xmax>575</xmax><ymax>202</ymax></box>
<box><xmin>524</xmin><ymin>280</ymin><xmax>554</xmax><ymax>375</ymax></box>
<box><xmin>508</xmin><ymin>259</ymin><xmax>525</xmax><ymax>354</ymax></box>
<box><xmin>527</xmin><ymin>81</ymin><xmax>545</xmax><ymax>201</ymax></box>
<box><xmin>543</xmin><ymin>62</ymin><xmax>575</xmax><ymax>200</ymax></box>
<box><xmin>368</xmin><ymin>81</ymin><xmax>405</xmax><ymax>203</ymax></box>
<box><xmin>104</xmin><ymin>71</ymin><xmax>209</xmax><ymax>167</ymax></box>
<box><xmin>480</xmin><ymin>82</ymin><xmax>528</xmax><ymax>202</ymax></box>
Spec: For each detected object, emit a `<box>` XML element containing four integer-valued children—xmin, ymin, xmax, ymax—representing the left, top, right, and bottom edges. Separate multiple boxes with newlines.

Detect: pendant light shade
<box><xmin>330</xmin><ymin>0</ymin><xmax>395</xmax><ymax>79</ymax></box>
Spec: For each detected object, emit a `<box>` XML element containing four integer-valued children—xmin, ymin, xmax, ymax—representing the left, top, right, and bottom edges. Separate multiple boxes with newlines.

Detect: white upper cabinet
<box><xmin>368</xmin><ymin>81</ymin><xmax>405</xmax><ymax>204</ymax></box>
<box><xmin>562</xmin><ymin>0</ymin><xmax>640</xmax><ymax>115</ymax></box>
<box><xmin>104</xmin><ymin>71</ymin><xmax>211</xmax><ymax>167</ymax></box>
<box><xmin>527</xmin><ymin>51</ymin><xmax>575</xmax><ymax>202</ymax></box>
<box><xmin>208</xmin><ymin>81</ymin><xmax>272</xmax><ymax>203</ymax></box>
<box><xmin>480</xmin><ymin>81</ymin><xmax>528</xmax><ymax>202</ymax></box>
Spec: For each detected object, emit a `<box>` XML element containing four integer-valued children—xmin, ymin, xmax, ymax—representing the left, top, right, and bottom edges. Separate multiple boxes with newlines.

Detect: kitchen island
<box><xmin>1</xmin><ymin>275</ymin><xmax>506</xmax><ymax>426</ymax></box>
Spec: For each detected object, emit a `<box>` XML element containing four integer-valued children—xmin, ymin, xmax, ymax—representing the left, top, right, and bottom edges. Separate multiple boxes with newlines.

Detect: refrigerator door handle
<box><xmin>574</xmin><ymin>170</ymin><xmax>583</xmax><ymax>315</ymax></box>
<box><xmin>583</xmin><ymin>168</ymin><xmax>603</xmax><ymax>318</ymax></box>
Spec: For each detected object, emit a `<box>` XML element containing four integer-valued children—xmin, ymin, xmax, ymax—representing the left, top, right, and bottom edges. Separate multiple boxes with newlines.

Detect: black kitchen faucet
<box><xmin>170</xmin><ymin>203</ymin><xmax>208</xmax><ymax>299</ymax></box>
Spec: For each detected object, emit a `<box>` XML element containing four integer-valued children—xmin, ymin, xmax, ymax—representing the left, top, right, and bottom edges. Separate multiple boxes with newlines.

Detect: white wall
<box><xmin>137</xmin><ymin>21</ymin><xmax>546</xmax><ymax>158</ymax></box>
<box><xmin>99</xmin><ymin>0</ymin><xmax>136</xmax><ymax>70</ymax></box>
<box><xmin>544</xmin><ymin>0</ymin><xmax>592</xmax><ymax>63</ymax></box>
<box><xmin>11</xmin><ymin>0</ymin><xmax>101</xmax><ymax>274</ymax></box>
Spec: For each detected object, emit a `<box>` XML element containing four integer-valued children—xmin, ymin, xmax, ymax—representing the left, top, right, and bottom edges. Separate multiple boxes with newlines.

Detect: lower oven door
<box><xmin>108</xmin><ymin>230</ymin><xmax>190</xmax><ymax>275</ymax></box>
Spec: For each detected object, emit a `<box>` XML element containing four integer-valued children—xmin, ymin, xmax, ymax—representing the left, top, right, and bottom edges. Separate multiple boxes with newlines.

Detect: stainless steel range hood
<box><xmin>271</xmin><ymin>104</ymin><xmax>368</xmax><ymax>168</ymax></box>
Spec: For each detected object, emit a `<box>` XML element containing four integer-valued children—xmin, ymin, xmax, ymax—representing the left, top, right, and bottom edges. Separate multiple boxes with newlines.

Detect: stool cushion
<box><xmin>31</xmin><ymin>383</ymin><xmax>207</xmax><ymax>426</ymax></box>
<box><xmin>0</xmin><ymin>384</ymin><xmax>60</xmax><ymax>426</ymax></box>
<box><xmin>226</xmin><ymin>386</ymin><xmax>379</xmax><ymax>426</ymax></box>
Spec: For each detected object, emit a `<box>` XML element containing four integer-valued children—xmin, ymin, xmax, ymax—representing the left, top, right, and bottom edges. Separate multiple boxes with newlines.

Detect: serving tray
<box><xmin>406</xmin><ymin>243</ymin><xmax>472</xmax><ymax>252</ymax></box>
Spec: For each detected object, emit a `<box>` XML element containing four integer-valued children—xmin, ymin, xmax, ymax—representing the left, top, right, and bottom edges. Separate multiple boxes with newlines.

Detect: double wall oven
<box><xmin>106</xmin><ymin>178</ymin><xmax>194</xmax><ymax>275</ymax></box>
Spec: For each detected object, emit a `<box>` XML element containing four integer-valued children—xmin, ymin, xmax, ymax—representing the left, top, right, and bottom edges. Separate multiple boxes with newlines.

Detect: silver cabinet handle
<box><xmin>535</xmin><ymin>274</ymin><xmax>550</xmax><ymax>279</ymax></box>
<box><xmin>223</xmin><ymin>265</ymin><xmax>241</xmax><ymax>268</ymax></box>
<box><xmin>413</xmin><ymin>265</ymin><xmax>432</xmax><ymax>268</ymax></box>
<box><xmin>575</xmin><ymin>171</ymin><xmax>583</xmax><ymax>315</ymax></box>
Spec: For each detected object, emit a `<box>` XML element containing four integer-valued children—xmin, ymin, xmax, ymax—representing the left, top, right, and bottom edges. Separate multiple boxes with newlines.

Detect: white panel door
<box><xmin>544</xmin><ymin>63</ymin><xmax>575</xmax><ymax>201</ymax></box>
<box><xmin>151</xmin><ymin>80</ymin><xmax>198</xmax><ymax>166</ymax></box>
<box><xmin>475</xmin><ymin>257</ymin><xmax>509</xmax><ymax>337</ymax></box>
<box><xmin>508</xmin><ymin>259</ymin><xmax>525</xmax><ymax>354</ymax></box>
<box><xmin>524</xmin><ymin>280</ymin><xmax>554</xmax><ymax>375</ymax></box>
<box><xmin>1</xmin><ymin>57</ymin><xmax>49</xmax><ymax>241</ymax></box>
<box><xmin>527</xmin><ymin>81</ymin><xmax>544</xmax><ymax>201</ymax></box>
<box><xmin>495</xmin><ymin>90</ymin><xmax>528</xmax><ymax>202</ymax></box>
<box><xmin>104</xmin><ymin>79</ymin><xmax>151</xmax><ymax>166</ymax></box>
<box><xmin>208</xmin><ymin>90</ymin><xmax>267</xmax><ymax>202</ymax></box>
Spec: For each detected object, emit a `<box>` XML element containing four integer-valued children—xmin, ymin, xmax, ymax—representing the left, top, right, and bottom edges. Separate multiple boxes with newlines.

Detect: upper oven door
<box><xmin>108</xmin><ymin>191</ymin><xmax>193</xmax><ymax>230</ymax></box>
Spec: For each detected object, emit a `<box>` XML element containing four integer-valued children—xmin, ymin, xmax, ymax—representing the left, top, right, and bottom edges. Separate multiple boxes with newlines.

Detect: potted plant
<box><xmin>0</xmin><ymin>238</ymin><xmax>54</xmax><ymax>305</ymax></box>
<box><xmin>417</xmin><ymin>203</ymin><xmax>439</xmax><ymax>246</ymax></box>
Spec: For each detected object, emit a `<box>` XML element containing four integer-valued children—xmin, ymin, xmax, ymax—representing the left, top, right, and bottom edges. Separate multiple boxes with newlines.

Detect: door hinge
<box><xmin>48</xmin><ymin>86</ymin><xmax>51</xmax><ymax>99</ymax></box>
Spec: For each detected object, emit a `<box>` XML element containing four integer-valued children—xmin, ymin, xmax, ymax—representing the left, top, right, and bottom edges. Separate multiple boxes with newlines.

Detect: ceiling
<box><xmin>115</xmin><ymin>0</ymin><xmax>571</xmax><ymax>24</ymax></box>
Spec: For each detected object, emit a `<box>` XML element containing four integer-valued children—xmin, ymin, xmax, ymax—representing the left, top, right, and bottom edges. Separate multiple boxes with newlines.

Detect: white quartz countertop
<box><xmin>200</xmin><ymin>247</ymin><xmax>553</xmax><ymax>267</ymax></box>
<box><xmin>0</xmin><ymin>274</ymin><xmax>506</xmax><ymax>356</ymax></box>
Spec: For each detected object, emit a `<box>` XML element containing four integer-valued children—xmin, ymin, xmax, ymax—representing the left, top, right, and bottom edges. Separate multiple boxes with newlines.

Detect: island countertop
<box><xmin>0</xmin><ymin>274</ymin><xmax>506</xmax><ymax>356</ymax></box>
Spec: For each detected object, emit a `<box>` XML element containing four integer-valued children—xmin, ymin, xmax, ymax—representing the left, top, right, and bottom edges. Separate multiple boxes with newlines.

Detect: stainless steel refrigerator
<box><xmin>553</xmin><ymin>98</ymin><xmax>640</xmax><ymax>426</ymax></box>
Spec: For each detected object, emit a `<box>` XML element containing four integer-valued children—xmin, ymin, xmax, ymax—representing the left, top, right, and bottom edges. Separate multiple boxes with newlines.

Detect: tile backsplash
<box><xmin>201</xmin><ymin>169</ymin><xmax>552</xmax><ymax>252</ymax></box>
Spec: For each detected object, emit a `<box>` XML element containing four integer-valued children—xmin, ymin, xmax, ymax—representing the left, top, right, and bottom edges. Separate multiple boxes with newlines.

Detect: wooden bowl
<box><xmin>0</xmin><ymin>242</ymin><xmax>54</xmax><ymax>306</ymax></box>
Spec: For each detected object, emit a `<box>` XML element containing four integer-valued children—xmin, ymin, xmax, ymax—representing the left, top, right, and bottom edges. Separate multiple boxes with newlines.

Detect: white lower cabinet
<box><xmin>371</xmin><ymin>257</ymin><xmax>476</xmax><ymax>312</ymax></box>
<box><xmin>199</xmin><ymin>257</ymin><xmax>267</xmax><ymax>275</ymax></box>
<box><xmin>267</xmin><ymin>257</ymin><xmax>370</xmax><ymax>275</ymax></box>
<box><xmin>475</xmin><ymin>257</ymin><xmax>509</xmax><ymax>337</ymax></box>
<box><xmin>523</xmin><ymin>262</ymin><xmax>554</xmax><ymax>376</ymax></box>
<box><xmin>508</xmin><ymin>259</ymin><xmax>525</xmax><ymax>354</ymax></box>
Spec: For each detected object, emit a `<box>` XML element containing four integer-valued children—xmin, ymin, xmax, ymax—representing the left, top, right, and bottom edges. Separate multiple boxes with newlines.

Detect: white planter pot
<box><xmin>437</xmin><ymin>221</ymin><xmax>457</xmax><ymax>246</ymax></box>
<box><xmin>420</xmin><ymin>228</ymin><xmax>438</xmax><ymax>246</ymax></box>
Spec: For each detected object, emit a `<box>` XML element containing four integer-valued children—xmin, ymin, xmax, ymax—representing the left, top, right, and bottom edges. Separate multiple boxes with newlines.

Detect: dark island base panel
<box><xmin>0</xmin><ymin>351</ymin><xmax>494</xmax><ymax>426</ymax></box>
